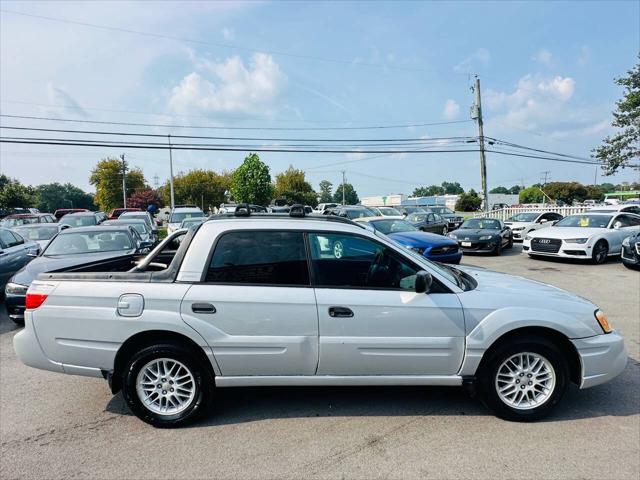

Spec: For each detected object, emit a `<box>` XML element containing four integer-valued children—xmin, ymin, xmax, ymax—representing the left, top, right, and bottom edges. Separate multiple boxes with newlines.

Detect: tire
<box><xmin>493</xmin><ymin>240</ymin><xmax>502</xmax><ymax>256</ymax></box>
<box><xmin>591</xmin><ymin>240</ymin><xmax>608</xmax><ymax>265</ymax></box>
<box><xmin>477</xmin><ymin>336</ymin><xmax>569</xmax><ymax>422</ymax></box>
<box><xmin>623</xmin><ymin>261</ymin><xmax>640</xmax><ymax>270</ymax></box>
<box><xmin>442</xmin><ymin>226</ymin><xmax>448</xmax><ymax>236</ymax></box>
<box><xmin>121</xmin><ymin>343</ymin><xmax>214</xmax><ymax>428</ymax></box>
<box><xmin>507</xmin><ymin>235</ymin><xmax>514</xmax><ymax>249</ymax></box>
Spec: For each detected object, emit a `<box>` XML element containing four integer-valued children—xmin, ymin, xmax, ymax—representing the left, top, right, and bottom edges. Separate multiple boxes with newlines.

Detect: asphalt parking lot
<box><xmin>0</xmin><ymin>244</ymin><xmax>638</xmax><ymax>480</ymax></box>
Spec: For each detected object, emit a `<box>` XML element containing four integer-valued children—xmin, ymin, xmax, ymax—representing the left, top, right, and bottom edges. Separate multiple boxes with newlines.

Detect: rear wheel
<box><xmin>591</xmin><ymin>240</ymin><xmax>608</xmax><ymax>264</ymax></box>
<box><xmin>121</xmin><ymin>343</ymin><xmax>214</xmax><ymax>428</ymax></box>
<box><xmin>477</xmin><ymin>337</ymin><xmax>568</xmax><ymax>422</ymax></box>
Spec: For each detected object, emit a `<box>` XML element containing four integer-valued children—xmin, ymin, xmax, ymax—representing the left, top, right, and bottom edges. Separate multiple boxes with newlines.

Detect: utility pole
<box><xmin>540</xmin><ymin>170</ymin><xmax>550</xmax><ymax>206</ymax></box>
<box><xmin>341</xmin><ymin>170</ymin><xmax>346</xmax><ymax>205</ymax></box>
<box><xmin>167</xmin><ymin>135</ymin><xmax>175</xmax><ymax>210</ymax></box>
<box><xmin>472</xmin><ymin>76</ymin><xmax>489</xmax><ymax>212</ymax></box>
<box><xmin>121</xmin><ymin>153</ymin><xmax>127</xmax><ymax>208</ymax></box>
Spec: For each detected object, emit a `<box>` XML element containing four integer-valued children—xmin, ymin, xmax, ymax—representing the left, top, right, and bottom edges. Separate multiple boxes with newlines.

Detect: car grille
<box><xmin>430</xmin><ymin>245</ymin><xmax>459</xmax><ymax>255</ymax></box>
<box><xmin>531</xmin><ymin>238</ymin><xmax>561</xmax><ymax>253</ymax></box>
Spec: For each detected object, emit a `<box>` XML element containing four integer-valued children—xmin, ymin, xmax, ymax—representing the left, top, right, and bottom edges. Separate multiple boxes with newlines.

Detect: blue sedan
<box><xmin>357</xmin><ymin>217</ymin><xmax>462</xmax><ymax>264</ymax></box>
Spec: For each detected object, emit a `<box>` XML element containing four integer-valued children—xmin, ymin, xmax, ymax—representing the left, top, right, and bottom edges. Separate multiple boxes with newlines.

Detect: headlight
<box><xmin>622</xmin><ymin>237</ymin><xmax>630</xmax><ymax>247</ymax></box>
<box><xmin>512</xmin><ymin>227</ymin><xmax>524</xmax><ymax>231</ymax></box>
<box><xmin>595</xmin><ymin>310</ymin><xmax>612</xmax><ymax>334</ymax></box>
<box><xmin>479</xmin><ymin>235</ymin><xmax>493</xmax><ymax>240</ymax></box>
<box><xmin>408</xmin><ymin>246</ymin><xmax>426</xmax><ymax>255</ymax></box>
<box><xmin>447</xmin><ymin>233</ymin><xmax>457</xmax><ymax>239</ymax></box>
<box><xmin>564</xmin><ymin>238</ymin><xmax>589</xmax><ymax>244</ymax></box>
<box><xmin>5</xmin><ymin>282</ymin><xmax>28</xmax><ymax>295</ymax></box>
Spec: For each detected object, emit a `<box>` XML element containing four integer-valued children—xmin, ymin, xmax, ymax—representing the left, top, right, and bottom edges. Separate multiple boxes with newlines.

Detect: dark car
<box><xmin>621</xmin><ymin>231</ymin><xmax>640</xmax><ymax>269</ymax></box>
<box><xmin>53</xmin><ymin>208</ymin><xmax>89</xmax><ymax>220</ymax></box>
<box><xmin>0</xmin><ymin>213</ymin><xmax>56</xmax><ymax>228</ymax></box>
<box><xmin>395</xmin><ymin>206</ymin><xmax>427</xmax><ymax>217</ymax></box>
<box><xmin>59</xmin><ymin>211</ymin><xmax>101</xmax><ymax>228</ymax></box>
<box><xmin>4</xmin><ymin>225</ymin><xmax>152</xmax><ymax>325</ymax></box>
<box><xmin>324</xmin><ymin>205</ymin><xmax>377</xmax><ymax>219</ymax></box>
<box><xmin>427</xmin><ymin>206</ymin><xmax>465</xmax><ymax>231</ymax></box>
<box><xmin>0</xmin><ymin>227</ymin><xmax>40</xmax><ymax>294</ymax></box>
<box><xmin>360</xmin><ymin>218</ymin><xmax>462</xmax><ymax>264</ymax></box>
<box><xmin>448</xmin><ymin>218</ymin><xmax>513</xmax><ymax>255</ymax></box>
<box><xmin>406</xmin><ymin>212</ymin><xmax>449</xmax><ymax>235</ymax></box>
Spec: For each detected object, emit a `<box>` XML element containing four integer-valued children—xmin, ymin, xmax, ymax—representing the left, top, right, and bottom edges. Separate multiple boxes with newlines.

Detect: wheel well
<box><xmin>109</xmin><ymin>330</ymin><xmax>214</xmax><ymax>394</ymax></box>
<box><xmin>476</xmin><ymin>327</ymin><xmax>581</xmax><ymax>385</ymax></box>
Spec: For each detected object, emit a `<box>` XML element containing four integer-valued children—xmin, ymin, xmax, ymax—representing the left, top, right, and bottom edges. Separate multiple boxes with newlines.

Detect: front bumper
<box><xmin>621</xmin><ymin>243</ymin><xmax>640</xmax><ymax>266</ymax></box>
<box><xmin>571</xmin><ymin>331</ymin><xmax>628</xmax><ymax>389</ymax></box>
<box><xmin>424</xmin><ymin>249</ymin><xmax>463</xmax><ymax>264</ymax></box>
<box><xmin>454</xmin><ymin>239</ymin><xmax>498</xmax><ymax>253</ymax></box>
<box><xmin>446</xmin><ymin>220</ymin><xmax>463</xmax><ymax>231</ymax></box>
<box><xmin>5</xmin><ymin>292</ymin><xmax>26</xmax><ymax>322</ymax></box>
<box><xmin>511</xmin><ymin>229</ymin><xmax>526</xmax><ymax>240</ymax></box>
<box><xmin>523</xmin><ymin>239</ymin><xmax>592</xmax><ymax>259</ymax></box>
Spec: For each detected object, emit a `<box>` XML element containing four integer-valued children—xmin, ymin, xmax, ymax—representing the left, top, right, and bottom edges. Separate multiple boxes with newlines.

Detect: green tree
<box><xmin>544</xmin><ymin>182</ymin><xmax>590</xmax><ymax>205</ymax></box>
<box><xmin>230</xmin><ymin>153</ymin><xmax>273</xmax><ymax>205</ymax></box>
<box><xmin>441</xmin><ymin>181</ymin><xmax>464</xmax><ymax>194</ymax></box>
<box><xmin>584</xmin><ymin>185</ymin><xmax>604</xmax><ymax>201</ymax></box>
<box><xmin>508</xmin><ymin>185</ymin><xmax>522</xmax><ymax>195</ymax></box>
<box><xmin>160</xmin><ymin>169</ymin><xmax>232</xmax><ymax>211</ymax></box>
<box><xmin>89</xmin><ymin>158</ymin><xmax>146</xmax><ymax>212</ymax></box>
<box><xmin>413</xmin><ymin>185</ymin><xmax>444</xmax><ymax>196</ymax></box>
<box><xmin>455</xmin><ymin>189</ymin><xmax>482</xmax><ymax>211</ymax></box>
<box><xmin>35</xmin><ymin>183</ymin><xmax>94</xmax><ymax>212</ymax></box>
<box><xmin>274</xmin><ymin>166</ymin><xmax>317</xmax><ymax>206</ymax></box>
<box><xmin>593</xmin><ymin>57</ymin><xmax>640</xmax><ymax>174</ymax></box>
<box><xmin>333</xmin><ymin>183</ymin><xmax>359</xmax><ymax>205</ymax></box>
<box><xmin>519</xmin><ymin>186</ymin><xmax>544</xmax><ymax>204</ymax></box>
<box><xmin>318</xmin><ymin>180</ymin><xmax>333</xmax><ymax>203</ymax></box>
<box><xmin>0</xmin><ymin>176</ymin><xmax>36</xmax><ymax>209</ymax></box>
<box><xmin>489</xmin><ymin>186</ymin><xmax>509</xmax><ymax>194</ymax></box>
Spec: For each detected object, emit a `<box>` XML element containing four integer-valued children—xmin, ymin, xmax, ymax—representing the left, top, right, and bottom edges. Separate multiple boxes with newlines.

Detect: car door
<box><xmin>309</xmin><ymin>232</ymin><xmax>465</xmax><ymax>376</ymax></box>
<box><xmin>0</xmin><ymin>230</ymin><xmax>30</xmax><ymax>285</ymax></box>
<box><xmin>611</xmin><ymin>214</ymin><xmax>640</xmax><ymax>253</ymax></box>
<box><xmin>180</xmin><ymin>230</ymin><xmax>319</xmax><ymax>376</ymax></box>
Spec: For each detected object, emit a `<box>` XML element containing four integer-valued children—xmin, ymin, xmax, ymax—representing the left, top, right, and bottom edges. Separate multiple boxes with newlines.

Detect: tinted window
<box><xmin>45</xmin><ymin>231</ymin><xmax>133</xmax><ymax>255</ymax></box>
<box><xmin>60</xmin><ymin>215</ymin><xmax>97</xmax><ymax>227</ymax></box>
<box><xmin>308</xmin><ymin>233</ymin><xmax>419</xmax><ymax>290</ymax></box>
<box><xmin>206</xmin><ymin>231</ymin><xmax>309</xmax><ymax>285</ymax></box>
<box><xmin>0</xmin><ymin>229</ymin><xmax>23</xmax><ymax>247</ymax></box>
<box><xmin>614</xmin><ymin>214</ymin><xmax>640</xmax><ymax>227</ymax></box>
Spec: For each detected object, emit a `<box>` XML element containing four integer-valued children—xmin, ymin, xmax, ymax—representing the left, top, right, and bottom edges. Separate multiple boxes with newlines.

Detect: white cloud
<box><xmin>532</xmin><ymin>49</ymin><xmax>552</xmax><ymax>65</ymax></box>
<box><xmin>168</xmin><ymin>53</ymin><xmax>287</xmax><ymax>116</ymax></box>
<box><xmin>442</xmin><ymin>99</ymin><xmax>460</xmax><ymax>120</ymax></box>
<box><xmin>221</xmin><ymin>27</ymin><xmax>235</xmax><ymax>41</ymax></box>
<box><xmin>454</xmin><ymin>48</ymin><xmax>490</xmax><ymax>73</ymax></box>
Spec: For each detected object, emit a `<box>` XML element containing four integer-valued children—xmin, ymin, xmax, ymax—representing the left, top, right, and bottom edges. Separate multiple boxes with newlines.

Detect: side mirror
<box><xmin>613</xmin><ymin>222</ymin><xmax>622</xmax><ymax>230</ymax></box>
<box><xmin>60</xmin><ymin>224</ymin><xmax>71</xmax><ymax>230</ymax></box>
<box><xmin>539</xmin><ymin>219</ymin><xmax>548</xmax><ymax>223</ymax></box>
<box><xmin>415</xmin><ymin>270</ymin><xmax>433</xmax><ymax>294</ymax></box>
<box><xmin>138</xmin><ymin>240</ymin><xmax>153</xmax><ymax>250</ymax></box>
<box><xmin>27</xmin><ymin>248</ymin><xmax>39</xmax><ymax>257</ymax></box>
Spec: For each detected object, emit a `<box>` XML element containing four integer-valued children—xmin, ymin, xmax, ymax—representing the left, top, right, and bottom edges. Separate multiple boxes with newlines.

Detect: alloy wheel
<box><xmin>136</xmin><ymin>358</ymin><xmax>196</xmax><ymax>415</ymax></box>
<box><xmin>495</xmin><ymin>352</ymin><xmax>556</xmax><ymax>410</ymax></box>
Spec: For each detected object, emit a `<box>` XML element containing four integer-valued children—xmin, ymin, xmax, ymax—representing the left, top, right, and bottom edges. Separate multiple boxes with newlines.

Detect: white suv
<box><xmin>167</xmin><ymin>207</ymin><xmax>204</xmax><ymax>234</ymax></box>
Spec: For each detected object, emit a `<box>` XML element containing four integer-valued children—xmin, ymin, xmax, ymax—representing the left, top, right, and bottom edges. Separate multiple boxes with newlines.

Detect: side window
<box><xmin>626</xmin><ymin>206</ymin><xmax>640</xmax><ymax>215</ymax></box>
<box><xmin>0</xmin><ymin>230</ymin><xmax>13</xmax><ymax>248</ymax></box>
<box><xmin>11</xmin><ymin>231</ymin><xmax>24</xmax><ymax>246</ymax></box>
<box><xmin>308</xmin><ymin>233</ymin><xmax>419</xmax><ymax>290</ymax></box>
<box><xmin>617</xmin><ymin>214</ymin><xmax>640</xmax><ymax>227</ymax></box>
<box><xmin>206</xmin><ymin>231</ymin><xmax>309</xmax><ymax>286</ymax></box>
<box><xmin>427</xmin><ymin>213</ymin><xmax>435</xmax><ymax>222</ymax></box>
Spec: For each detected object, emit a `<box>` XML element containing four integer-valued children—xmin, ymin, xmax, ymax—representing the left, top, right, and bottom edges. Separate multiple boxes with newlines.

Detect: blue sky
<box><xmin>1</xmin><ymin>0</ymin><xmax>638</xmax><ymax>197</ymax></box>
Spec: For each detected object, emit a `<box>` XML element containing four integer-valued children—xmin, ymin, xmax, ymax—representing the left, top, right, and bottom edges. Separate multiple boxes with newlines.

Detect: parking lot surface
<box><xmin>1</xmin><ymin>244</ymin><xmax>638</xmax><ymax>480</ymax></box>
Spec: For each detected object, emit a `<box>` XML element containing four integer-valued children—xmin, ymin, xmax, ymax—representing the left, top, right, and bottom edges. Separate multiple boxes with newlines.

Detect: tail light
<box><xmin>25</xmin><ymin>283</ymin><xmax>56</xmax><ymax>310</ymax></box>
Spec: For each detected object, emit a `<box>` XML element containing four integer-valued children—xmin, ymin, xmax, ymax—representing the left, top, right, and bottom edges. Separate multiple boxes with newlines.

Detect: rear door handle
<box><xmin>192</xmin><ymin>302</ymin><xmax>216</xmax><ymax>314</ymax></box>
<box><xmin>328</xmin><ymin>306</ymin><xmax>354</xmax><ymax>318</ymax></box>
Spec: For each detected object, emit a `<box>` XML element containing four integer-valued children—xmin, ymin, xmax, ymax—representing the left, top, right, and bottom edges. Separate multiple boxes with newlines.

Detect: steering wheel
<box><xmin>365</xmin><ymin>249</ymin><xmax>386</xmax><ymax>286</ymax></box>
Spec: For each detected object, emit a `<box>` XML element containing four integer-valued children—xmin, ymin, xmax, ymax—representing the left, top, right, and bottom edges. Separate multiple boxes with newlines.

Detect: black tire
<box><xmin>493</xmin><ymin>240</ymin><xmax>502</xmax><ymax>256</ymax></box>
<box><xmin>591</xmin><ymin>240</ymin><xmax>608</xmax><ymax>265</ymax></box>
<box><xmin>623</xmin><ymin>261</ymin><xmax>640</xmax><ymax>270</ymax></box>
<box><xmin>507</xmin><ymin>235</ymin><xmax>514</xmax><ymax>249</ymax></box>
<box><xmin>121</xmin><ymin>343</ymin><xmax>214</xmax><ymax>428</ymax></box>
<box><xmin>477</xmin><ymin>336</ymin><xmax>569</xmax><ymax>422</ymax></box>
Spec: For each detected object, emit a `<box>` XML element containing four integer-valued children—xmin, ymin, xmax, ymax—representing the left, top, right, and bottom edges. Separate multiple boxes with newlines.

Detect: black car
<box><xmin>621</xmin><ymin>231</ymin><xmax>640</xmax><ymax>269</ymax></box>
<box><xmin>395</xmin><ymin>206</ymin><xmax>427</xmax><ymax>217</ymax></box>
<box><xmin>405</xmin><ymin>212</ymin><xmax>449</xmax><ymax>235</ymax></box>
<box><xmin>323</xmin><ymin>205</ymin><xmax>377</xmax><ymax>219</ymax></box>
<box><xmin>427</xmin><ymin>206</ymin><xmax>465</xmax><ymax>231</ymax></box>
<box><xmin>448</xmin><ymin>218</ymin><xmax>513</xmax><ymax>255</ymax></box>
<box><xmin>5</xmin><ymin>226</ymin><xmax>152</xmax><ymax>325</ymax></box>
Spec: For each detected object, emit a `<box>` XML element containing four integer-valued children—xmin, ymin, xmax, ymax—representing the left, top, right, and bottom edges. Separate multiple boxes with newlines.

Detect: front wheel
<box><xmin>507</xmin><ymin>235</ymin><xmax>514</xmax><ymax>249</ymax></box>
<box><xmin>477</xmin><ymin>337</ymin><xmax>569</xmax><ymax>422</ymax></box>
<box><xmin>591</xmin><ymin>240</ymin><xmax>608</xmax><ymax>264</ymax></box>
<box><xmin>121</xmin><ymin>343</ymin><xmax>214</xmax><ymax>428</ymax></box>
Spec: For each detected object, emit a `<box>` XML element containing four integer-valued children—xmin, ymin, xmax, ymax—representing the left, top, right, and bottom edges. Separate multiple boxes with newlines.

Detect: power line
<box><xmin>487</xmin><ymin>149</ymin><xmax>604</xmax><ymax>166</ymax></box>
<box><xmin>488</xmin><ymin>137</ymin><xmax>593</xmax><ymax>162</ymax></box>
<box><xmin>0</xmin><ymin>114</ymin><xmax>474</xmax><ymax>132</ymax></box>
<box><xmin>0</xmin><ymin>9</ymin><xmax>462</xmax><ymax>75</ymax></box>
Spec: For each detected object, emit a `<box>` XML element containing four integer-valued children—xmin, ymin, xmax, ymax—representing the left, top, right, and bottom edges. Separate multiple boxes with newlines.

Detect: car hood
<box><xmin>389</xmin><ymin>231</ymin><xmax>458</xmax><ymax>247</ymax></box>
<box><xmin>527</xmin><ymin>227</ymin><xmax>604</xmax><ymax>239</ymax></box>
<box><xmin>10</xmin><ymin>250</ymin><xmax>136</xmax><ymax>286</ymax></box>
<box><xmin>452</xmin><ymin>228</ymin><xmax>500</xmax><ymax>238</ymax></box>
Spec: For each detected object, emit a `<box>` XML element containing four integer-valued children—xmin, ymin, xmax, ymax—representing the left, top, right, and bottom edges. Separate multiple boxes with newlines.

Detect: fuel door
<box><xmin>117</xmin><ymin>293</ymin><xmax>144</xmax><ymax>317</ymax></box>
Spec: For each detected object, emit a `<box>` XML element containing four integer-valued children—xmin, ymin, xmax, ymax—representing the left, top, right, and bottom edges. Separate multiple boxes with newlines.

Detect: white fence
<box><xmin>472</xmin><ymin>205</ymin><xmax>589</xmax><ymax>221</ymax></box>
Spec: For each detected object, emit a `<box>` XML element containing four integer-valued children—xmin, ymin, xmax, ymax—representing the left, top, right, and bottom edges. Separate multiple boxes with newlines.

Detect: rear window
<box><xmin>206</xmin><ymin>231</ymin><xmax>309</xmax><ymax>285</ymax></box>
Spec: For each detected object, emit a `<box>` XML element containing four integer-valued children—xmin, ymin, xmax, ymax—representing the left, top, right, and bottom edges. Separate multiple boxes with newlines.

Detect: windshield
<box><xmin>121</xmin><ymin>223</ymin><xmax>148</xmax><ymax>235</ymax></box>
<box><xmin>507</xmin><ymin>212</ymin><xmax>539</xmax><ymax>222</ymax></box>
<box><xmin>344</xmin><ymin>208</ymin><xmax>376</xmax><ymax>219</ymax></box>
<box><xmin>181</xmin><ymin>218</ymin><xmax>205</xmax><ymax>227</ymax></box>
<box><xmin>379</xmin><ymin>207</ymin><xmax>402</xmax><ymax>216</ymax></box>
<box><xmin>170</xmin><ymin>211</ymin><xmax>203</xmax><ymax>223</ymax></box>
<box><xmin>122</xmin><ymin>213</ymin><xmax>150</xmax><ymax>223</ymax></box>
<box><xmin>44</xmin><ymin>231</ymin><xmax>134</xmax><ymax>255</ymax></box>
<box><xmin>13</xmin><ymin>225</ymin><xmax>59</xmax><ymax>240</ymax></box>
<box><xmin>60</xmin><ymin>215</ymin><xmax>97</xmax><ymax>227</ymax></box>
<box><xmin>461</xmin><ymin>218</ymin><xmax>501</xmax><ymax>229</ymax></box>
<box><xmin>554</xmin><ymin>215</ymin><xmax>612</xmax><ymax>228</ymax></box>
<box><xmin>0</xmin><ymin>217</ymin><xmax>39</xmax><ymax>227</ymax></box>
<box><xmin>431</xmin><ymin>207</ymin><xmax>454</xmax><ymax>215</ymax></box>
<box><xmin>369</xmin><ymin>219</ymin><xmax>418</xmax><ymax>234</ymax></box>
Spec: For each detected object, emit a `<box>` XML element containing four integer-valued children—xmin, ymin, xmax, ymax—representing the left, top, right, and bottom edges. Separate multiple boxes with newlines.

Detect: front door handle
<box><xmin>192</xmin><ymin>302</ymin><xmax>216</xmax><ymax>314</ymax></box>
<box><xmin>328</xmin><ymin>306</ymin><xmax>354</xmax><ymax>318</ymax></box>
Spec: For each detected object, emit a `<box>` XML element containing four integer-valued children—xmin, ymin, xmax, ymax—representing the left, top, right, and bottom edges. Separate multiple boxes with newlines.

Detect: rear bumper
<box><xmin>571</xmin><ymin>331</ymin><xmax>628</xmax><ymax>389</ymax></box>
<box><xmin>13</xmin><ymin>314</ymin><xmax>64</xmax><ymax>374</ymax></box>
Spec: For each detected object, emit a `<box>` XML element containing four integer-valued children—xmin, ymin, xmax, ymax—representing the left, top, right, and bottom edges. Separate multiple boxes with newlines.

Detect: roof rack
<box><xmin>206</xmin><ymin>203</ymin><xmax>361</xmax><ymax>227</ymax></box>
